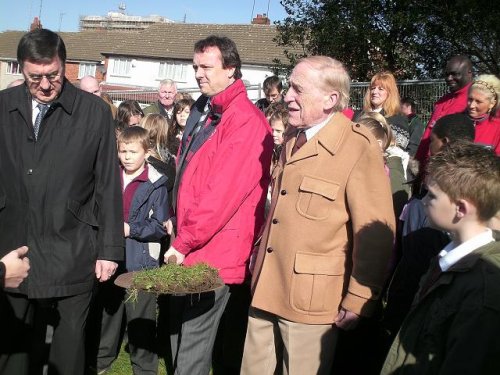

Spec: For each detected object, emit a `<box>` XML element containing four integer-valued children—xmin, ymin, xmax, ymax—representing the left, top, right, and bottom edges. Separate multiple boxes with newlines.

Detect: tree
<box><xmin>274</xmin><ymin>0</ymin><xmax>500</xmax><ymax>80</ymax></box>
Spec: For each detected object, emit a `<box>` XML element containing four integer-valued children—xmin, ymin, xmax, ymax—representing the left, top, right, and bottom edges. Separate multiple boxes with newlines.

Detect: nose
<box><xmin>39</xmin><ymin>76</ymin><xmax>51</xmax><ymax>90</ymax></box>
<box><xmin>195</xmin><ymin>67</ymin><xmax>204</xmax><ymax>79</ymax></box>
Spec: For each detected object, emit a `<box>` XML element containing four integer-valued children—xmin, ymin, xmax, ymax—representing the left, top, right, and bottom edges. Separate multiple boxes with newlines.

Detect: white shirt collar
<box><xmin>438</xmin><ymin>228</ymin><xmax>494</xmax><ymax>271</ymax></box>
<box><xmin>31</xmin><ymin>100</ymin><xmax>50</xmax><ymax>124</ymax></box>
<box><xmin>304</xmin><ymin>113</ymin><xmax>335</xmax><ymax>140</ymax></box>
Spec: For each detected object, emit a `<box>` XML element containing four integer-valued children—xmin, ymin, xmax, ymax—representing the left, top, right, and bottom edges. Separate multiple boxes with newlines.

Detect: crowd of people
<box><xmin>0</xmin><ymin>27</ymin><xmax>499</xmax><ymax>375</ymax></box>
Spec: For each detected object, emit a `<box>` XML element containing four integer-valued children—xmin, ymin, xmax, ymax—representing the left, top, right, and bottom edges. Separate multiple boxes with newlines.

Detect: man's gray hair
<box><xmin>159</xmin><ymin>79</ymin><xmax>177</xmax><ymax>88</ymax></box>
<box><xmin>298</xmin><ymin>56</ymin><xmax>350</xmax><ymax>111</ymax></box>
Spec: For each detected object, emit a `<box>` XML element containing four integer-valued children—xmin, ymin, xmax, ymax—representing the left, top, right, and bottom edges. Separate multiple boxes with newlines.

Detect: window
<box><xmin>112</xmin><ymin>58</ymin><xmax>132</xmax><ymax>76</ymax></box>
<box><xmin>6</xmin><ymin>61</ymin><xmax>20</xmax><ymax>75</ymax></box>
<box><xmin>78</xmin><ymin>63</ymin><xmax>96</xmax><ymax>78</ymax></box>
<box><xmin>158</xmin><ymin>61</ymin><xmax>187</xmax><ymax>81</ymax></box>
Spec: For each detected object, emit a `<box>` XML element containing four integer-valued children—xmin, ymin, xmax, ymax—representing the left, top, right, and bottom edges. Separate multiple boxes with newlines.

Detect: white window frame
<box><xmin>6</xmin><ymin>61</ymin><xmax>21</xmax><ymax>75</ymax></box>
<box><xmin>158</xmin><ymin>61</ymin><xmax>187</xmax><ymax>82</ymax></box>
<box><xmin>78</xmin><ymin>63</ymin><xmax>96</xmax><ymax>78</ymax></box>
<box><xmin>111</xmin><ymin>58</ymin><xmax>132</xmax><ymax>76</ymax></box>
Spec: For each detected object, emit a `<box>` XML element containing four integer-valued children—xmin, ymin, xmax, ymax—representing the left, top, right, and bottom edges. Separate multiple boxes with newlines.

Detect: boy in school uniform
<box><xmin>96</xmin><ymin>126</ymin><xmax>168</xmax><ymax>374</ymax></box>
<box><xmin>382</xmin><ymin>140</ymin><xmax>500</xmax><ymax>374</ymax></box>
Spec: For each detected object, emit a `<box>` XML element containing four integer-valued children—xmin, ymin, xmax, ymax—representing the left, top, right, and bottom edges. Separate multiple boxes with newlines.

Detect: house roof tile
<box><xmin>0</xmin><ymin>23</ymin><xmax>299</xmax><ymax>66</ymax></box>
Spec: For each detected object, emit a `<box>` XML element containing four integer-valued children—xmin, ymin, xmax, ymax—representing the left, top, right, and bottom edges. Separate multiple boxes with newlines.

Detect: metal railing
<box><xmin>105</xmin><ymin>84</ymin><xmax>264</xmax><ymax>108</ymax></box>
<box><xmin>105</xmin><ymin>80</ymin><xmax>448</xmax><ymax>123</ymax></box>
<box><xmin>350</xmin><ymin>79</ymin><xmax>448</xmax><ymax>123</ymax></box>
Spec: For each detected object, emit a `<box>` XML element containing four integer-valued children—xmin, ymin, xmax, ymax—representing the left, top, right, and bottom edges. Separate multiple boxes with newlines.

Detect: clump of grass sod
<box><xmin>128</xmin><ymin>263</ymin><xmax>222</xmax><ymax>300</ymax></box>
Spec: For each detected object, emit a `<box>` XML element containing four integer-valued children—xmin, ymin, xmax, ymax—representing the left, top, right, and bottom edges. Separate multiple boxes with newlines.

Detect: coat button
<box><xmin>280</xmin><ymin>189</ymin><xmax>287</xmax><ymax>195</ymax></box>
<box><xmin>27</xmin><ymin>169</ymin><xmax>33</xmax><ymax>175</ymax></box>
<box><xmin>272</xmin><ymin>218</ymin><xmax>279</xmax><ymax>224</ymax></box>
<box><xmin>355</xmin><ymin>123</ymin><xmax>360</xmax><ymax>127</ymax></box>
<box><xmin>266</xmin><ymin>247</ymin><xmax>273</xmax><ymax>253</ymax></box>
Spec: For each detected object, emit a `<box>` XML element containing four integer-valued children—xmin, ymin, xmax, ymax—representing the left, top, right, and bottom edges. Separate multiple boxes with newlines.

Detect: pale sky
<box><xmin>0</xmin><ymin>0</ymin><xmax>288</xmax><ymax>32</ymax></box>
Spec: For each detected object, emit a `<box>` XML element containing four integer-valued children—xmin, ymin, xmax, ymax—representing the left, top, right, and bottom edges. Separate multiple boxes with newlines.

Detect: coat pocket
<box><xmin>67</xmin><ymin>199</ymin><xmax>99</xmax><ymax>227</ymax></box>
<box><xmin>296</xmin><ymin>176</ymin><xmax>339</xmax><ymax>220</ymax></box>
<box><xmin>290</xmin><ymin>252</ymin><xmax>345</xmax><ymax>314</ymax></box>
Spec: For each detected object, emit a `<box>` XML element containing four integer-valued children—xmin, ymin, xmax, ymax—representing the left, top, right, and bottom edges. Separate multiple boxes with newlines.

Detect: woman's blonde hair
<box><xmin>470</xmin><ymin>74</ymin><xmax>500</xmax><ymax>117</ymax></box>
<box><xmin>357</xmin><ymin>112</ymin><xmax>394</xmax><ymax>151</ymax></box>
<box><xmin>363</xmin><ymin>71</ymin><xmax>401</xmax><ymax>117</ymax></box>
<box><xmin>140</xmin><ymin>114</ymin><xmax>168</xmax><ymax>160</ymax></box>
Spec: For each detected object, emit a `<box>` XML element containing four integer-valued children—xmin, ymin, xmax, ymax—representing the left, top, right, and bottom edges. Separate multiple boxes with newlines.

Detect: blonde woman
<box><xmin>467</xmin><ymin>74</ymin><xmax>500</xmax><ymax>155</ymax></box>
<box><xmin>355</xmin><ymin>72</ymin><xmax>410</xmax><ymax>152</ymax></box>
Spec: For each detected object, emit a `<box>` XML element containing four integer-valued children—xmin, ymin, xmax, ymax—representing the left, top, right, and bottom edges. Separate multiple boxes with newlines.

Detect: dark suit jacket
<box><xmin>0</xmin><ymin>81</ymin><xmax>124</xmax><ymax>298</ymax></box>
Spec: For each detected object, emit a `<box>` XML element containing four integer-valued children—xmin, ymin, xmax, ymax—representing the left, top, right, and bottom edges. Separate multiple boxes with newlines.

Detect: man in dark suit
<box><xmin>0</xmin><ymin>29</ymin><xmax>123</xmax><ymax>375</ymax></box>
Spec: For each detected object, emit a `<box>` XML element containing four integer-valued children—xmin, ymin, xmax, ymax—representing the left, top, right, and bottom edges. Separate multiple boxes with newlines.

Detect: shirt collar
<box><xmin>439</xmin><ymin>228</ymin><xmax>494</xmax><ymax>271</ymax></box>
<box><xmin>304</xmin><ymin>113</ymin><xmax>335</xmax><ymax>140</ymax></box>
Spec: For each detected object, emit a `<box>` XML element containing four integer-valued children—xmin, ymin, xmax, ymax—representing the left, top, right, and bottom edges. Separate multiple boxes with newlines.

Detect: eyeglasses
<box><xmin>25</xmin><ymin>71</ymin><xmax>61</xmax><ymax>84</ymax></box>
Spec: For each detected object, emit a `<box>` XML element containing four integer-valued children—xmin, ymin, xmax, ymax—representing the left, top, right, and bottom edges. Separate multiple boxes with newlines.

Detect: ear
<box><xmin>324</xmin><ymin>91</ymin><xmax>339</xmax><ymax>111</ymax></box>
<box><xmin>442</xmin><ymin>136</ymin><xmax>450</xmax><ymax>146</ymax></box>
<box><xmin>455</xmin><ymin>199</ymin><xmax>469</xmax><ymax>219</ymax></box>
<box><xmin>227</xmin><ymin>66</ymin><xmax>236</xmax><ymax>79</ymax></box>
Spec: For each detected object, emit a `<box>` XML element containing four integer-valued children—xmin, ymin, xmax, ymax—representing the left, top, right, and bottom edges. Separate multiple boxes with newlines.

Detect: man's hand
<box><xmin>334</xmin><ymin>308</ymin><xmax>360</xmax><ymax>330</ymax></box>
<box><xmin>164</xmin><ymin>246</ymin><xmax>185</xmax><ymax>265</ymax></box>
<box><xmin>95</xmin><ymin>260</ymin><xmax>118</xmax><ymax>282</ymax></box>
<box><xmin>1</xmin><ymin>246</ymin><xmax>30</xmax><ymax>288</ymax></box>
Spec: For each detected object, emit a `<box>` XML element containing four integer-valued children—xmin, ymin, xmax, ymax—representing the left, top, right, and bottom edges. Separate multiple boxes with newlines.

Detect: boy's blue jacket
<box><xmin>126</xmin><ymin>165</ymin><xmax>168</xmax><ymax>271</ymax></box>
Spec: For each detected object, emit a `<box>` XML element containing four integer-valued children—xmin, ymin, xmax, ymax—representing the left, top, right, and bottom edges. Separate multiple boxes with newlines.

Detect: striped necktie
<box><xmin>34</xmin><ymin>103</ymin><xmax>49</xmax><ymax>140</ymax></box>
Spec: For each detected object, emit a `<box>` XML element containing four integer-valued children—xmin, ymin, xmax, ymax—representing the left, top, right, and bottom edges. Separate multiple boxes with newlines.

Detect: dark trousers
<box><xmin>212</xmin><ymin>283</ymin><xmax>251</xmax><ymax>375</ymax></box>
<box><xmin>91</xmin><ymin>280</ymin><xmax>158</xmax><ymax>375</ymax></box>
<box><xmin>169</xmin><ymin>284</ymin><xmax>230</xmax><ymax>375</ymax></box>
<box><xmin>0</xmin><ymin>291</ymin><xmax>92</xmax><ymax>375</ymax></box>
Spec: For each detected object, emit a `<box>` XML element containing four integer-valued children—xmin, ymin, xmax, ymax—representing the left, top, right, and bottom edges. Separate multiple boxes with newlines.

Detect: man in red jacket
<box><xmin>415</xmin><ymin>55</ymin><xmax>473</xmax><ymax>166</ymax></box>
<box><xmin>164</xmin><ymin>35</ymin><xmax>273</xmax><ymax>375</ymax></box>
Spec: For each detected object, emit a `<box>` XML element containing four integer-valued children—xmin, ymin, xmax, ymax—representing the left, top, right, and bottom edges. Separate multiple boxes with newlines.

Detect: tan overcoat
<box><xmin>251</xmin><ymin>113</ymin><xmax>396</xmax><ymax>324</ymax></box>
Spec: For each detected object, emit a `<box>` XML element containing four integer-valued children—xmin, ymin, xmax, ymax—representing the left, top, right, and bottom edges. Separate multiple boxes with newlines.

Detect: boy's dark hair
<box><xmin>117</xmin><ymin>126</ymin><xmax>150</xmax><ymax>152</ymax></box>
<box><xmin>432</xmin><ymin>114</ymin><xmax>475</xmax><ymax>142</ymax></box>
<box><xmin>17</xmin><ymin>29</ymin><xmax>66</xmax><ymax>68</ymax></box>
<box><xmin>263</xmin><ymin>76</ymin><xmax>282</xmax><ymax>95</ymax></box>
<box><xmin>194</xmin><ymin>35</ymin><xmax>242</xmax><ymax>80</ymax></box>
<box><xmin>401</xmin><ymin>96</ymin><xmax>416</xmax><ymax>112</ymax></box>
<box><xmin>426</xmin><ymin>140</ymin><xmax>500</xmax><ymax>222</ymax></box>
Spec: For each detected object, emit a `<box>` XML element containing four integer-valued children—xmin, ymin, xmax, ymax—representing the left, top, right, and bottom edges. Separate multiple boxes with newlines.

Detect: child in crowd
<box><xmin>167</xmin><ymin>98</ymin><xmax>195</xmax><ymax>156</ymax></box>
<box><xmin>96</xmin><ymin>127</ymin><xmax>168</xmax><ymax>374</ymax></box>
<box><xmin>382</xmin><ymin>141</ymin><xmax>500</xmax><ymax>374</ymax></box>
<box><xmin>141</xmin><ymin>113</ymin><xmax>176</xmax><ymax>198</ymax></box>
<box><xmin>358</xmin><ymin>112</ymin><xmax>409</xmax><ymax>219</ymax></box>
<box><xmin>265</xmin><ymin>103</ymin><xmax>288</xmax><ymax>171</ymax></box>
<box><xmin>382</xmin><ymin>113</ymin><xmax>476</xmax><ymax>343</ymax></box>
<box><xmin>116</xmin><ymin>100</ymin><xmax>144</xmax><ymax>128</ymax></box>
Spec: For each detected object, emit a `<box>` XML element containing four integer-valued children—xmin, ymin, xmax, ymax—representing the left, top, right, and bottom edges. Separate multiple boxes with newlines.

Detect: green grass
<box><xmin>105</xmin><ymin>344</ymin><xmax>168</xmax><ymax>375</ymax></box>
<box><xmin>129</xmin><ymin>263</ymin><xmax>222</xmax><ymax>296</ymax></box>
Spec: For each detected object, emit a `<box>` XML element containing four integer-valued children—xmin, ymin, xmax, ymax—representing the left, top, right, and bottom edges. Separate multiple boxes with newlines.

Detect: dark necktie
<box><xmin>291</xmin><ymin>130</ymin><xmax>307</xmax><ymax>155</ymax></box>
<box><xmin>34</xmin><ymin>103</ymin><xmax>49</xmax><ymax>140</ymax></box>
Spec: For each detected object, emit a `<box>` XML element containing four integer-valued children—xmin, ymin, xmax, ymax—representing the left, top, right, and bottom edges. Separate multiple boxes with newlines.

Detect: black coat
<box><xmin>0</xmin><ymin>81</ymin><xmax>124</xmax><ymax>298</ymax></box>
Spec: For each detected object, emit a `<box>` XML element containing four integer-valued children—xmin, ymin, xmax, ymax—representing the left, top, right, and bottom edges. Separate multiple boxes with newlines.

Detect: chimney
<box><xmin>251</xmin><ymin>13</ymin><xmax>270</xmax><ymax>25</ymax></box>
<box><xmin>30</xmin><ymin>17</ymin><xmax>43</xmax><ymax>31</ymax></box>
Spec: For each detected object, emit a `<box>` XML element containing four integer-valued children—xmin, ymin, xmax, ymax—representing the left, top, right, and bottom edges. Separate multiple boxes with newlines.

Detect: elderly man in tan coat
<box><xmin>241</xmin><ymin>56</ymin><xmax>396</xmax><ymax>374</ymax></box>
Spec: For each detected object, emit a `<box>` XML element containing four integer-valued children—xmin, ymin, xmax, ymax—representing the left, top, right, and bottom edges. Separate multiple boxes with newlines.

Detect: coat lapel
<box><xmin>285</xmin><ymin>112</ymin><xmax>352</xmax><ymax>164</ymax></box>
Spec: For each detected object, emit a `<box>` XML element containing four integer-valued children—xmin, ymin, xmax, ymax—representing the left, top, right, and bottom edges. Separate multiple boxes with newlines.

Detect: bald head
<box><xmin>445</xmin><ymin>55</ymin><xmax>473</xmax><ymax>92</ymax></box>
<box><xmin>80</xmin><ymin>75</ymin><xmax>101</xmax><ymax>97</ymax></box>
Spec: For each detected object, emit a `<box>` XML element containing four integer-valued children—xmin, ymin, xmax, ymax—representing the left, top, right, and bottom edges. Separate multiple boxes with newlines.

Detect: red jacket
<box><xmin>173</xmin><ymin>80</ymin><xmax>274</xmax><ymax>284</ymax></box>
<box><xmin>475</xmin><ymin>115</ymin><xmax>500</xmax><ymax>155</ymax></box>
<box><xmin>415</xmin><ymin>84</ymin><xmax>471</xmax><ymax>163</ymax></box>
